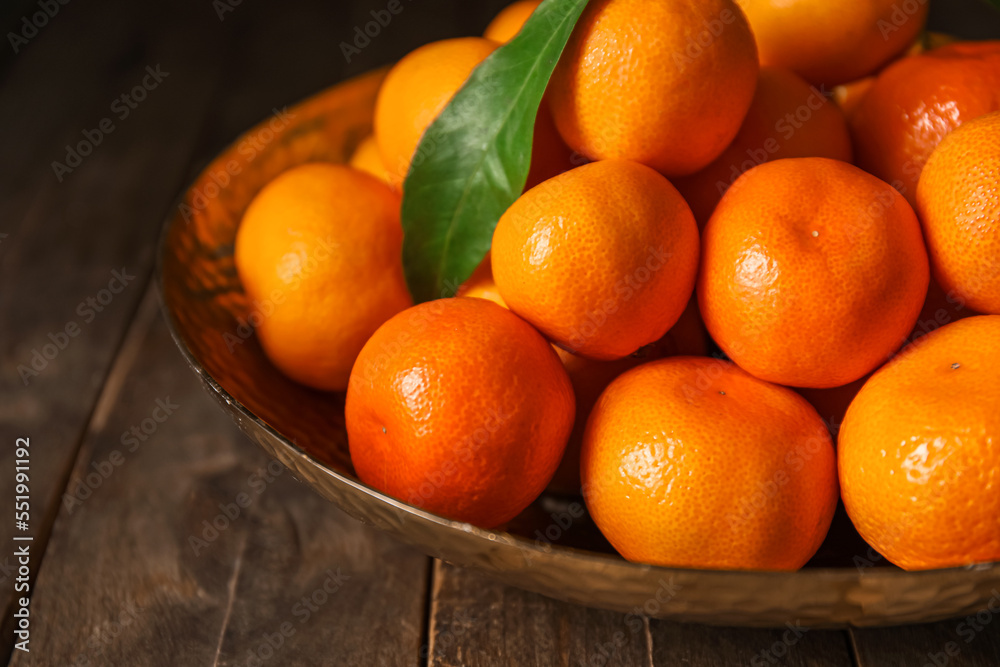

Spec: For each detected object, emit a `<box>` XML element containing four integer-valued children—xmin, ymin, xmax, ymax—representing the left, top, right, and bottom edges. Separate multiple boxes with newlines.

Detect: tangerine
<box><xmin>582</xmin><ymin>356</ymin><xmax>838</xmax><ymax>570</ymax></box>
<box><xmin>346</xmin><ymin>298</ymin><xmax>574</xmax><ymax>528</ymax></box>
<box><xmin>839</xmin><ymin>315</ymin><xmax>1000</xmax><ymax>570</ymax></box>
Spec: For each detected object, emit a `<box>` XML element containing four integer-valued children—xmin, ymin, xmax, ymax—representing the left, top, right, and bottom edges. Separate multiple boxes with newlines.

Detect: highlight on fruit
<box><xmin>231</xmin><ymin>0</ymin><xmax>1000</xmax><ymax>574</ymax></box>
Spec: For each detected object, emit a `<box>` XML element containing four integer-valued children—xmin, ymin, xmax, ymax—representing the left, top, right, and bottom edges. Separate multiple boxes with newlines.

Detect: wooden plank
<box><xmin>851</xmin><ymin>614</ymin><xmax>1000</xmax><ymax>667</ymax></box>
<box><xmin>605</xmin><ymin>5</ymin><xmax>999</xmax><ymax>660</ymax></box>
<box><xmin>649</xmin><ymin>620</ymin><xmax>854</xmax><ymax>667</ymax></box>
<box><xmin>427</xmin><ymin>561</ymin><xmax>649</xmax><ymax>667</ymax></box>
<box><xmin>6</xmin><ymin>0</ymin><xmax>484</xmax><ymax>661</ymax></box>
<box><xmin>0</xmin><ymin>0</ymin><xmax>231</xmax><ymax>658</ymax></box>
<box><xmin>10</xmin><ymin>290</ymin><xmax>429</xmax><ymax>666</ymax></box>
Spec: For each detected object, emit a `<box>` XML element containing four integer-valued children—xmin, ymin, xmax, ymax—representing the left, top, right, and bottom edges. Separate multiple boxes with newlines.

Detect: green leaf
<box><xmin>400</xmin><ymin>0</ymin><xmax>590</xmax><ymax>303</ymax></box>
<box><xmin>983</xmin><ymin>0</ymin><xmax>1000</xmax><ymax>10</ymax></box>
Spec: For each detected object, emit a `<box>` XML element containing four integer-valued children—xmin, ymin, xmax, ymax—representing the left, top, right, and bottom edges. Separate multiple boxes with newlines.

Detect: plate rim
<box><xmin>153</xmin><ymin>68</ymin><xmax>1000</xmax><ymax>621</ymax></box>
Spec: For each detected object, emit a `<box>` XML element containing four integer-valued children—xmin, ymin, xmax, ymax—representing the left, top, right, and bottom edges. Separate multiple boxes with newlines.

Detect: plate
<box><xmin>157</xmin><ymin>68</ymin><xmax>1000</xmax><ymax>628</ymax></box>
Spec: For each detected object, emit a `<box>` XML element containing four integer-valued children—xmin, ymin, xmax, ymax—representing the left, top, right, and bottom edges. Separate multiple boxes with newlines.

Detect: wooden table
<box><xmin>3</xmin><ymin>0</ymin><xmax>1000</xmax><ymax>664</ymax></box>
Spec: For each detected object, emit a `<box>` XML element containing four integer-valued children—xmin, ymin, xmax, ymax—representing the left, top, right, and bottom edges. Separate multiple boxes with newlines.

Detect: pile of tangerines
<box><xmin>234</xmin><ymin>0</ymin><xmax>999</xmax><ymax>572</ymax></box>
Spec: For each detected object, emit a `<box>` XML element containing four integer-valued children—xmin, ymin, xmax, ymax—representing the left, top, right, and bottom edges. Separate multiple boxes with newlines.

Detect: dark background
<box><xmin>2</xmin><ymin>0</ymin><xmax>1000</xmax><ymax>665</ymax></box>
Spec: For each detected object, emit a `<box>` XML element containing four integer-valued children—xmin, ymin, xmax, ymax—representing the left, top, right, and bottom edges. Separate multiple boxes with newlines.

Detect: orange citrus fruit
<box><xmin>454</xmin><ymin>266</ymin><xmax>709</xmax><ymax>496</ymax></box>
<box><xmin>525</xmin><ymin>99</ymin><xmax>579</xmax><ymax>191</ymax></box>
<box><xmin>348</xmin><ymin>134</ymin><xmax>394</xmax><ymax>187</ymax></box>
<box><xmin>235</xmin><ymin>163</ymin><xmax>411</xmax><ymax>391</ymax></box>
<box><xmin>831</xmin><ymin>33</ymin><xmax>959</xmax><ymax>120</ymax></box>
<box><xmin>483</xmin><ymin>0</ymin><xmax>541</xmax><ymax>44</ymax></box>
<box><xmin>839</xmin><ymin>315</ymin><xmax>1000</xmax><ymax>570</ymax></box>
<box><xmin>548</xmin><ymin>297</ymin><xmax>708</xmax><ymax>495</ymax></box>
<box><xmin>549</xmin><ymin>0</ymin><xmax>758</xmax><ymax>177</ymax></box>
<box><xmin>459</xmin><ymin>256</ymin><xmax>508</xmax><ymax>307</ymax></box>
<box><xmin>346</xmin><ymin>297</ymin><xmax>575</xmax><ymax>528</ymax></box>
<box><xmin>735</xmin><ymin>0</ymin><xmax>927</xmax><ymax>85</ymax></box>
<box><xmin>807</xmin><ymin>278</ymin><xmax>981</xmax><ymax>435</ymax></box>
<box><xmin>698</xmin><ymin>157</ymin><xmax>929</xmax><ymax>388</ymax></box>
<box><xmin>916</xmin><ymin>110</ymin><xmax>1000</xmax><ymax>315</ymax></box>
<box><xmin>374</xmin><ymin>37</ymin><xmax>497</xmax><ymax>187</ymax></box>
<box><xmin>549</xmin><ymin>346</ymin><xmax>662</xmax><ymax>495</ymax></box>
<box><xmin>464</xmin><ymin>281</ymin><xmax>507</xmax><ymax>307</ymax></box>
<box><xmin>850</xmin><ymin>41</ymin><xmax>1000</xmax><ymax>205</ymax></box>
<box><xmin>673</xmin><ymin>66</ymin><xmax>853</xmax><ymax>227</ymax></box>
<box><xmin>492</xmin><ymin>159</ymin><xmax>700</xmax><ymax>361</ymax></box>
<box><xmin>483</xmin><ymin>6</ymin><xmax>578</xmax><ymax>192</ymax></box>
<box><xmin>582</xmin><ymin>356</ymin><xmax>838</xmax><ymax>570</ymax></box>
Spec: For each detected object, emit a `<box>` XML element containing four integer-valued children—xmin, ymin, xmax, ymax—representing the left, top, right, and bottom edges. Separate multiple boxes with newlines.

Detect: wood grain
<box><xmin>2</xmin><ymin>2</ymin><xmax>506</xmax><ymax>665</ymax></box>
<box><xmin>649</xmin><ymin>619</ymin><xmax>854</xmax><ymax>667</ymax></box>
<box><xmin>10</xmin><ymin>291</ymin><xmax>429</xmax><ymax>666</ymax></box>
<box><xmin>427</xmin><ymin>561</ymin><xmax>650</xmax><ymax>667</ymax></box>
<box><xmin>6</xmin><ymin>0</ymin><xmax>1000</xmax><ymax>665</ymax></box>
<box><xmin>851</xmin><ymin>614</ymin><xmax>1000</xmax><ymax>667</ymax></box>
<box><xmin>0</xmin><ymin>0</ymin><xmax>229</xmax><ymax>658</ymax></box>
